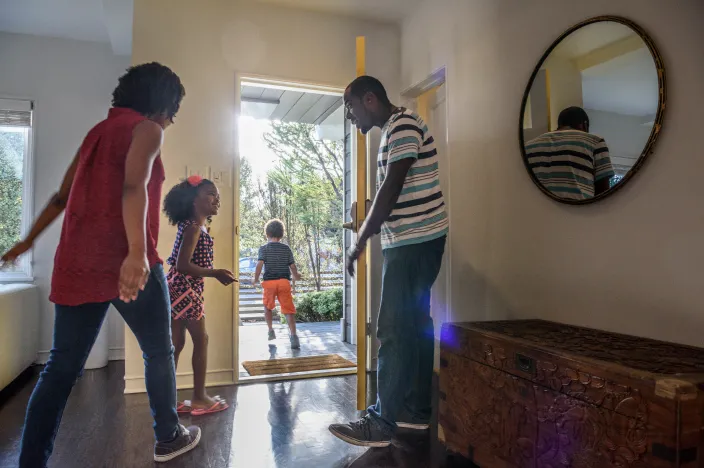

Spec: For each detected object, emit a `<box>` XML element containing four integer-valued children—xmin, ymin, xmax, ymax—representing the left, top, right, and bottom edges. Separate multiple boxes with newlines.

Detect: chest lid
<box><xmin>442</xmin><ymin>319</ymin><xmax>704</xmax><ymax>401</ymax></box>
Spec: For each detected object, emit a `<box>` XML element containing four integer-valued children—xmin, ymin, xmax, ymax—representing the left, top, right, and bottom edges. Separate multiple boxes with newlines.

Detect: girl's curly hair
<box><xmin>163</xmin><ymin>179</ymin><xmax>214</xmax><ymax>225</ymax></box>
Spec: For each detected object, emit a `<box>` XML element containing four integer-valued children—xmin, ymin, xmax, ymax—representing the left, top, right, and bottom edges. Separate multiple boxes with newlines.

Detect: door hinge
<box><xmin>365</xmin><ymin>321</ymin><xmax>372</xmax><ymax>336</ymax></box>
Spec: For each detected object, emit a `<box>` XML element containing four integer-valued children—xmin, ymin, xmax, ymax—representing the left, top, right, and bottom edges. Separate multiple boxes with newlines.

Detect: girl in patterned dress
<box><xmin>163</xmin><ymin>175</ymin><xmax>236</xmax><ymax>415</ymax></box>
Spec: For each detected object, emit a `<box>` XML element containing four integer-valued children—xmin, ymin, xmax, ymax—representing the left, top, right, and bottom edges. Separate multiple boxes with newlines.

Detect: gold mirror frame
<box><xmin>518</xmin><ymin>16</ymin><xmax>666</xmax><ymax>205</ymax></box>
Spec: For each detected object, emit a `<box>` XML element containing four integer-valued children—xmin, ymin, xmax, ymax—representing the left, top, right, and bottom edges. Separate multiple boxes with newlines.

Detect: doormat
<box><xmin>242</xmin><ymin>354</ymin><xmax>356</xmax><ymax>377</ymax></box>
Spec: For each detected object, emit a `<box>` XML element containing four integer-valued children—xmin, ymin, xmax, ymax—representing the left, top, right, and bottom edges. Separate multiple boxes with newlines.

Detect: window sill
<box><xmin>0</xmin><ymin>283</ymin><xmax>36</xmax><ymax>297</ymax></box>
<box><xmin>0</xmin><ymin>275</ymin><xmax>35</xmax><ymax>285</ymax></box>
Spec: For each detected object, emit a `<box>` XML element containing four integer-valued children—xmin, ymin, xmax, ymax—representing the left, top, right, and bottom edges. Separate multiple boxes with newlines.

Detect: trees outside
<box><xmin>0</xmin><ymin>130</ymin><xmax>24</xmax><ymax>257</ymax></box>
<box><xmin>239</xmin><ymin>121</ymin><xmax>343</xmax><ymax>291</ymax></box>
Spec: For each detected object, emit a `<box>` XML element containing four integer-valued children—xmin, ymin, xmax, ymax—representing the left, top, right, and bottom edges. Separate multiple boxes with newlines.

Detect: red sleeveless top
<box><xmin>50</xmin><ymin>108</ymin><xmax>165</xmax><ymax>306</ymax></box>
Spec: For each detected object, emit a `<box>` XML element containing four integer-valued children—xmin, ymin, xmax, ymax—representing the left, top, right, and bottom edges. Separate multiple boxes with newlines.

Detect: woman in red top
<box><xmin>1</xmin><ymin>63</ymin><xmax>199</xmax><ymax>466</ymax></box>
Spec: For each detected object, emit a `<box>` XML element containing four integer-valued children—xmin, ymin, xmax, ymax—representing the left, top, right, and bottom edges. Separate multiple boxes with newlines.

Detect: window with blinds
<box><xmin>0</xmin><ymin>98</ymin><xmax>34</xmax><ymax>280</ymax></box>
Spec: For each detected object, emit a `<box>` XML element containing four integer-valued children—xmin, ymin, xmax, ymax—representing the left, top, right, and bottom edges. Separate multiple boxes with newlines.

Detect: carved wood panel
<box><xmin>533</xmin><ymin>385</ymin><xmax>650</xmax><ymax>467</ymax></box>
<box><xmin>472</xmin><ymin>336</ymin><xmax>649</xmax><ymax>416</ymax></box>
<box><xmin>465</xmin><ymin>320</ymin><xmax>704</xmax><ymax>375</ymax></box>
<box><xmin>439</xmin><ymin>352</ymin><xmax>537</xmax><ymax>467</ymax></box>
<box><xmin>440</xmin><ymin>351</ymin><xmax>687</xmax><ymax>468</ymax></box>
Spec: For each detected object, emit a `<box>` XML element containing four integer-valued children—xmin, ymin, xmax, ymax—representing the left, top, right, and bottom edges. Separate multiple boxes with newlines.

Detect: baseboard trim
<box><xmin>108</xmin><ymin>347</ymin><xmax>125</xmax><ymax>361</ymax></box>
<box><xmin>35</xmin><ymin>350</ymin><xmax>50</xmax><ymax>365</ymax></box>
<box><xmin>36</xmin><ymin>348</ymin><xmax>125</xmax><ymax>364</ymax></box>
<box><xmin>124</xmin><ymin>368</ymin><xmax>235</xmax><ymax>394</ymax></box>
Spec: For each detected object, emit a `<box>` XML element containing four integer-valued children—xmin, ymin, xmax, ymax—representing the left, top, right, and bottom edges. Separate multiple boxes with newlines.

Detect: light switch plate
<box><xmin>211</xmin><ymin>170</ymin><xmax>231</xmax><ymax>187</ymax></box>
<box><xmin>186</xmin><ymin>166</ymin><xmax>211</xmax><ymax>179</ymax></box>
<box><xmin>212</xmin><ymin>171</ymin><xmax>223</xmax><ymax>185</ymax></box>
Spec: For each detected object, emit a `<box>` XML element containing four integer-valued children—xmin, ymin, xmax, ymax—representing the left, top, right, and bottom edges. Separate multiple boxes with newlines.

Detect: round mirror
<box><xmin>519</xmin><ymin>17</ymin><xmax>665</xmax><ymax>204</ymax></box>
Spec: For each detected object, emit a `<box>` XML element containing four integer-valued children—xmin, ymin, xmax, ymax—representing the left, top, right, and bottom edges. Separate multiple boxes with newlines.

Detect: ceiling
<box><xmin>242</xmin><ymin>0</ymin><xmax>421</xmax><ymax>23</ymax></box>
<box><xmin>551</xmin><ymin>22</ymin><xmax>636</xmax><ymax>59</ymax></box>
<box><xmin>544</xmin><ymin>22</ymin><xmax>658</xmax><ymax>117</ymax></box>
<box><xmin>240</xmin><ymin>84</ymin><xmax>344</xmax><ymax>140</ymax></box>
<box><xmin>241</xmin><ymin>85</ymin><xmax>343</xmax><ymax>124</ymax></box>
<box><xmin>0</xmin><ymin>0</ymin><xmax>134</xmax><ymax>55</ymax></box>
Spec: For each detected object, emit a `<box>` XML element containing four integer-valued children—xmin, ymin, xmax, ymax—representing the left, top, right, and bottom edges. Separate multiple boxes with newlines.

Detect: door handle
<box><xmin>342</xmin><ymin>199</ymin><xmax>372</xmax><ymax>233</ymax></box>
<box><xmin>343</xmin><ymin>201</ymin><xmax>358</xmax><ymax>232</ymax></box>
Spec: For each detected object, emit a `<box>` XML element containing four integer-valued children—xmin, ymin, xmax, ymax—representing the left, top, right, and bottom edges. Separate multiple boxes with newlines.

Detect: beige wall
<box><xmin>402</xmin><ymin>0</ymin><xmax>704</xmax><ymax>347</ymax></box>
<box><xmin>544</xmin><ymin>55</ymin><xmax>584</xmax><ymax>131</ymax></box>
<box><xmin>126</xmin><ymin>0</ymin><xmax>399</xmax><ymax>392</ymax></box>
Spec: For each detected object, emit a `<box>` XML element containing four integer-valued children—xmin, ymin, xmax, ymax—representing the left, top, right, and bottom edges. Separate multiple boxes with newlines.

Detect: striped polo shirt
<box><xmin>258</xmin><ymin>241</ymin><xmax>295</xmax><ymax>281</ymax></box>
<box><xmin>525</xmin><ymin>130</ymin><xmax>615</xmax><ymax>200</ymax></box>
<box><xmin>377</xmin><ymin>109</ymin><xmax>448</xmax><ymax>249</ymax></box>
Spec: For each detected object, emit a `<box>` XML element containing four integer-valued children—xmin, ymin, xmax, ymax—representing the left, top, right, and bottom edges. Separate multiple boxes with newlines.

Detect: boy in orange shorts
<box><xmin>254</xmin><ymin>219</ymin><xmax>302</xmax><ymax>349</ymax></box>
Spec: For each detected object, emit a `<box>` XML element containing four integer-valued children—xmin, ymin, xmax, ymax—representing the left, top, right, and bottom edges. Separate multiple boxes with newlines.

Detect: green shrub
<box><xmin>294</xmin><ymin>288</ymin><xmax>343</xmax><ymax>323</ymax></box>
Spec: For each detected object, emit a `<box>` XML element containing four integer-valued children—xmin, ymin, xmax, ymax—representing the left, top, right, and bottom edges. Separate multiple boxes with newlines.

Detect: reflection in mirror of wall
<box><xmin>520</xmin><ymin>18</ymin><xmax>665</xmax><ymax>204</ymax></box>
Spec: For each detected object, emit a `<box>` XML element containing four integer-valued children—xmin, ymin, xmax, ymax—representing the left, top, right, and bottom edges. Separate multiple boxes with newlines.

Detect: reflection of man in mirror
<box><xmin>526</xmin><ymin>106</ymin><xmax>615</xmax><ymax>200</ymax></box>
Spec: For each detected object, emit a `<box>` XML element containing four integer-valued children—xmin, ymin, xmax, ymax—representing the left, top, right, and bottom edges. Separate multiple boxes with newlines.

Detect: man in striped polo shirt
<box><xmin>329</xmin><ymin>76</ymin><xmax>448</xmax><ymax>447</ymax></box>
<box><xmin>525</xmin><ymin>106</ymin><xmax>615</xmax><ymax>200</ymax></box>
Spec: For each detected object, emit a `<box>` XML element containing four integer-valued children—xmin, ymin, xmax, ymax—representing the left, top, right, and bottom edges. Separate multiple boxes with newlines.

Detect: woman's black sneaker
<box><xmin>154</xmin><ymin>424</ymin><xmax>201</xmax><ymax>462</ymax></box>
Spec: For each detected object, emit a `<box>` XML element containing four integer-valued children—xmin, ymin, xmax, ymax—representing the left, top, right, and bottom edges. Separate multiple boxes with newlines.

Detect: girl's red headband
<box><xmin>187</xmin><ymin>175</ymin><xmax>203</xmax><ymax>187</ymax></box>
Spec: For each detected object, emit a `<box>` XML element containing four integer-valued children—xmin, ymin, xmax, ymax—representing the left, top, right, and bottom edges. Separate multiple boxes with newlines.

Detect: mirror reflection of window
<box><xmin>521</xmin><ymin>20</ymin><xmax>661</xmax><ymax>202</ymax></box>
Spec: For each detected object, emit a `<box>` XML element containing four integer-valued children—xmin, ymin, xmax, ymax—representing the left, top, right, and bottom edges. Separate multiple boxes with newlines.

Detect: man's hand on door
<box><xmin>346</xmin><ymin>243</ymin><xmax>365</xmax><ymax>278</ymax></box>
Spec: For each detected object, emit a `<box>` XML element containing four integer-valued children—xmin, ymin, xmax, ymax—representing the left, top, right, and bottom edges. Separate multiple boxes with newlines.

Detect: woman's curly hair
<box><xmin>163</xmin><ymin>179</ymin><xmax>214</xmax><ymax>225</ymax></box>
<box><xmin>112</xmin><ymin>62</ymin><xmax>185</xmax><ymax>120</ymax></box>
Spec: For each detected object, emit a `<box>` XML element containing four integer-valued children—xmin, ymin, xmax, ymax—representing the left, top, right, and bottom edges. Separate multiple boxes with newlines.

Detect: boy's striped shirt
<box><xmin>377</xmin><ymin>109</ymin><xmax>448</xmax><ymax>249</ymax></box>
<box><xmin>525</xmin><ymin>130</ymin><xmax>615</xmax><ymax>200</ymax></box>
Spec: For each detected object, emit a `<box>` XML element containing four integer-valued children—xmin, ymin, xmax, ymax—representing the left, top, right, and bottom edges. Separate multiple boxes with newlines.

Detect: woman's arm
<box><xmin>1</xmin><ymin>149</ymin><xmax>80</xmax><ymax>263</ymax></box>
<box><xmin>119</xmin><ymin>120</ymin><xmax>163</xmax><ymax>302</ymax></box>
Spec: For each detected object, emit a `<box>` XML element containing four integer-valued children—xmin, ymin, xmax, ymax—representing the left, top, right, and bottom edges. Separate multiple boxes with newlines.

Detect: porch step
<box><xmin>240</xmin><ymin>312</ymin><xmax>280</xmax><ymax>322</ymax></box>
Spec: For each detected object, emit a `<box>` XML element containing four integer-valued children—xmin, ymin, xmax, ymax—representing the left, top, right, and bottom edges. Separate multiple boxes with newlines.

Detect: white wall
<box><xmin>402</xmin><ymin>0</ymin><xmax>704</xmax><ymax>347</ymax></box>
<box><xmin>587</xmin><ymin>108</ymin><xmax>653</xmax><ymax>172</ymax></box>
<box><xmin>128</xmin><ymin>0</ymin><xmax>399</xmax><ymax>391</ymax></box>
<box><xmin>0</xmin><ymin>32</ymin><xmax>130</xmax><ymax>362</ymax></box>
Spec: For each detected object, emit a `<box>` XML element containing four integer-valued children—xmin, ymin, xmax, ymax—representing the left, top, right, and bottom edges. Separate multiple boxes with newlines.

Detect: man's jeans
<box><xmin>367</xmin><ymin>236</ymin><xmax>446</xmax><ymax>435</ymax></box>
<box><xmin>19</xmin><ymin>264</ymin><xmax>179</xmax><ymax>468</ymax></box>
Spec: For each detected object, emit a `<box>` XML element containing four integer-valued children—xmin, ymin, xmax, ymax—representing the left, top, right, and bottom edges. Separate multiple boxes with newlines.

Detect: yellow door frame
<box><xmin>354</xmin><ymin>36</ymin><xmax>369</xmax><ymax>411</ymax></box>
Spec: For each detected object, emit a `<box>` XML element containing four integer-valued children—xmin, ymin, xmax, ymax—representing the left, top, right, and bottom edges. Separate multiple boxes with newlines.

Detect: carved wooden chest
<box><xmin>438</xmin><ymin>320</ymin><xmax>704</xmax><ymax>468</ymax></box>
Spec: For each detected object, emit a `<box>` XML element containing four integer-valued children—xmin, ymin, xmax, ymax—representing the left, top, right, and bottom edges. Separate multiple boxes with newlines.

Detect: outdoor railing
<box><xmin>238</xmin><ymin>270</ymin><xmax>343</xmax><ymax>321</ymax></box>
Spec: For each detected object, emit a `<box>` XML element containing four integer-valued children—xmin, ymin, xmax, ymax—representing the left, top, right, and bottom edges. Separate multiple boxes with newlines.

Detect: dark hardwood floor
<box><xmin>0</xmin><ymin>363</ymin><xmax>468</xmax><ymax>468</ymax></box>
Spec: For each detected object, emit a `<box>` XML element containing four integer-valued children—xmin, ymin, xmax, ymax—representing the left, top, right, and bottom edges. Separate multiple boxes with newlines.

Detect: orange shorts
<box><xmin>261</xmin><ymin>279</ymin><xmax>296</xmax><ymax>315</ymax></box>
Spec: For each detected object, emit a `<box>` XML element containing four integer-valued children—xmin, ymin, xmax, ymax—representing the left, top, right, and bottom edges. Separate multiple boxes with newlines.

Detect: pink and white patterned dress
<box><xmin>167</xmin><ymin>220</ymin><xmax>214</xmax><ymax>320</ymax></box>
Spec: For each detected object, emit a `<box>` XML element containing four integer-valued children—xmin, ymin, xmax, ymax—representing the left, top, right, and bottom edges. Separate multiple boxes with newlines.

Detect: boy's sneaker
<box><xmin>268</xmin><ymin>329</ymin><xmax>276</xmax><ymax>341</ymax></box>
<box><xmin>154</xmin><ymin>424</ymin><xmax>201</xmax><ymax>463</ymax></box>
<box><xmin>329</xmin><ymin>416</ymin><xmax>391</xmax><ymax>448</ymax></box>
<box><xmin>397</xmin><ymin>422</ymin><xmax>430</xmax><ymax>430</ymax></box>
<box><xmin>290</xmin><ymin>334</ymin><xmax>300</xmax><ymax>349</ymax></box>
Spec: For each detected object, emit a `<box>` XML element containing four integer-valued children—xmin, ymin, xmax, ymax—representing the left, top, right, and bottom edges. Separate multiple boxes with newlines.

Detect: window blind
<box><xmin>0</xmin><ymin>98</ymin><xmax>33</xmax><ymax>127</ymax></box>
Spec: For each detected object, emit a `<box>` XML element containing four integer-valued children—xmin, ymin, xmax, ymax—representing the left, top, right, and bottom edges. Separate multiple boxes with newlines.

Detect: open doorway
<box><xmin>236</xmin><ymin>78</ymin><xmax>357</xmax><ymax>381</ymax></box>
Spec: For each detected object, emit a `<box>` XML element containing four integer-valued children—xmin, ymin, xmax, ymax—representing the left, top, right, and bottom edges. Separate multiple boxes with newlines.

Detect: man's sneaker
<box><xmin>397</xmin><ymin>422</ymin><xmax>430</xmax><ymax>430</ymax></box>
<box><xmin>329</xmin><ymin>416</ymin><xmax>391</xmax><ymax>448</ymax></box>
<box><xmin>268</xmin><ymin>329</ymin><xmax>276</xmax><ymax>341</ymax></box>
<box><xmin>154</xmin><ymin>424</ymin><xmax>201</xmax><ymax>463</ymax></box>
<box><xmin>290</xmin><ymin>334</ymin><xmax>300</xmax><ymax>349</ymax></box>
